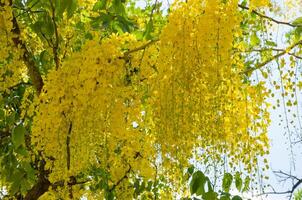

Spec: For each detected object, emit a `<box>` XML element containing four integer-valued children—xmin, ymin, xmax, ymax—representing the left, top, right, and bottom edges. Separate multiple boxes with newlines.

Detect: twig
<box><xmin>49</xmin><ymin>0</ymin><xmax>60</xmax><ymax>70</ymax></box>
<box><xmin>273</xmin><ymin>170</ymin><xmax>300</xmax><ymax>181</ymax></box>
<box><xmin>259</xmin><ymin>171</ymin><xmax>302</xmax><ymax>199</ymax></box>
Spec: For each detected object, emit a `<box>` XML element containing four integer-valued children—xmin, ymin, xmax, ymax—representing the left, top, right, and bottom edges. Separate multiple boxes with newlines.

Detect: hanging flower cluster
<box><xmin>30</xmin><ymin>0</ymin><xmax>271</xmax><ymax>198</ymax></box>
<box><xmin>0</xmin><ymin>0</ymin><xmax>27</xmax><ymax>93</ymax></box>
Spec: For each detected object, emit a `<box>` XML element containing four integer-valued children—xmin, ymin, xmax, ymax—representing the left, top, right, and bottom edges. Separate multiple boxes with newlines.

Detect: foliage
<box><xmin>186</xmin><ymin>168</ymin><xmax>249</xmax><ymax>200</ymax></box>
<box><xmin>294</xmin><ymin>189</ymin><xmax>302</xmax><ymax>200</ymax></box>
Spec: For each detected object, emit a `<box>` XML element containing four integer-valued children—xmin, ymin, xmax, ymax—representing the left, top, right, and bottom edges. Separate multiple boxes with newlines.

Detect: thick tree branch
<box><xmin>238</xmin><ymin>4</ymin><xmax>302</xmax><ymax>28</ymax></box>
<box><xmin>23</xmin><ymin>159</ymin><xmax>51</xmax><ymax>200</ymax></box>
<box><xmin>6</xmin><ymin>1</ymin><xmax>44</xmax><ymax>94</ymax></box>
<box><xmin>23</xmin><ymin>174</ymin><xmax>90</xmax><ymax>200</ymax></box>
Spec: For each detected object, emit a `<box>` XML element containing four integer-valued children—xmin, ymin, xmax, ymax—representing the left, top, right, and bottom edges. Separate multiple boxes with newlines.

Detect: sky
<box><xmin>261</xmin><ymin>0</ymin><xmax>302</xmax><ymax>199</ymax></box>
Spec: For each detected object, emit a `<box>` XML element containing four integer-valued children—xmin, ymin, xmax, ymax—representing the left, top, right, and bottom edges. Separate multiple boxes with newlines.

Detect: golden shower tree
<box><xmin>2</xmin><ymin>0</ymin><xmax>301</xmax><ymax>199</ymax></box>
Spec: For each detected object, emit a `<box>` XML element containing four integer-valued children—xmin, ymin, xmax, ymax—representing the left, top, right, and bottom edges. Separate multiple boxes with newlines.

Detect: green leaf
<box><xmin>31</xmin><ymin>21</ymin><xmax>43</xmax><ymax>35</ymax></box>
<box><xmin>190</xmin><ymin>171</ymin><xmax>206</xmax><ymax>196</ymax></box>
<box><xmin>106</xmin><ymin>191</ymin><xmax>114</xmax><ymax>200</ymax></box>
<box><xmin>0</xmin><ymin>109</ymin><xmax>4</xmax><ymax>118</ymax></box>
<box><xmin>56</xmin><ymin>0</ymin><xmax>67</xmax><ymax>19</ymax></box>
<box><xmin>294</xmin><ymin>27</ymin><xmax>302</xmax><ymax>38</ymax></box>
<box><xmin>251</xmin><ymin>32</ymin><xmax>260</xmax><ymax>46</ymax></box>
<box><xmin>241</xmin><ymin>0</ymin><xmax>247</xmax><ymax>6</ymax></box>
<box><xmin>206</xmin><ymin>177</ymin><xmax>213</xmax><ymax>192</ymax></box>
<box><xmin>222</xmin><ymin>173</ymin><xmax>233</xmax><ymax>193</ymax></box>
<box><xmin>93</xmin><ymin>0</ymin><xmax>107</xmax><ymax>11</ymax></box>
<box><xmin>235</xmin><ymin>172</ymin><xmax>243</xmax><ymax>192</ymax></box>
<box><xmin>10</xmin><ymin>181</ymin><xmax>20</xmax><ymax>195</ymax></box>
<box><xmin>20</xmin><ymin>179</ymin><xmax>31</xmax><ymax>195</ymax></box>
<box><xmin>187</xmin><ymin>165</ymin><xmax>194</xmax><ymax>175</ymax></box>
<box><xmin>147</xmin><ymin>181</ymin><xmax>153</xmax><ymax>191</ymax></box>
<box><xmin>23</xmin><ymin>162</ymin><xmax>36</xmax><ymax>181</ymax></box>
<box><xmin>112</xmin><ymin>0</ymin><xmax>125</xmax><ymax>16</ymax></box>
<box><xmin>242</xmin><ymin>176</ymin><xmax>250</xmax><ymax>192</ymax></box>
<box><xmin>6</xmin><ymin>112</ymin><xmax>15</xmax><ymax>126</ymax></box>
<box><xmin>15</xmin><ymin>146</ymin><xmax>28</xmax><ymax>156</ymax></box>
<box><xmin>292</xmin><ymin>17</ymin><xmax>302</xmax><ymax>26</ymax></box>
<box><xmin>67</xmin><ymin>0</ymin><xmax>77</xmax><ymax>18</ymax></box>
<box><xmin>32</xmin><ymin>14</ymin><xmax>55</xmax><ymax>39</ymax></box>
<box><xmin>265</xmin><ymin>40</ymin><xmax>277</xmax><ymax>47</ymax></box>
<box><xmin>43</xmin><ymin>14</ymin><xmax>55</xmax><ymax>37</ymax></box>
<box><xmin>9</xmin><ymin>169</ymin><xmax>25</xmax><ymax>194</ymax></box>
<box><xmin>116</xmin><ymin>15</ymin><xmax>133</xmax><ymax>32</ymax></box>
<box><xmin>202</xmin><ymin>191</ymin><xmax>218</xmax><ymax>200</ymax></box>
<box><xmin>232</xmin><ymin>195</ymin><xmax>243</xmax><ymax>200</ymax></box>
<box><xmin>144</xmin><ymin>21</ymin><xmax>153</xmax><ymax>40</ymax></box>
<box><xmin>12</xmin><ymin>125</ymin><xmax>26</xmax><ymax>148</ymax></box>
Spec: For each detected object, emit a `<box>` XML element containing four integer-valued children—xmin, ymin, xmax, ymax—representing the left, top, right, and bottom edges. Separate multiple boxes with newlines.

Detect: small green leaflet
<box><xmin>222</xmin><ymin>173</ymin><xmax>233</xmax><ymax>193</ymax></box>
<box><xmin>242</xmin><ymin>176</ymin><xmax>251</xmax><ymax>192</ymax></box>
<box><xmin>251</xmin><ymin>32</ymin><xmax>260</xmax><ymax>46</ymax></box>
<box><xmin>292</xmin><ymin>17</ymin><xmax>302</xmax><ymax>26</ymax></box>
<box><xmin>232</xmin><ymin>195</ymin><xmax>243</xmax><ymax>200</ymax></box>
<box><xmin>12</xmin><ymin>125</ymin><xmax>26</xmax><ymax>148</ymax></box>
<box><xmin>190</xmin><ymin>171</ymin><xmax>206</xmax><ymax>196</ymax></box>
<box><xmin>234</xmin><ymin>172</ymin><xmax>243</xmax><ymax>192</ymax></box>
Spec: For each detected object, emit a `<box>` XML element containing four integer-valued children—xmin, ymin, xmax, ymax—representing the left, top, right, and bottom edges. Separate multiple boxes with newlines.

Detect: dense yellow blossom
<box><xmin>250</xmin><ymin>0</ymin><xmax>270</xmax><ymax>8</ymax></box>
<box><xmin>31</xmin><ymin>34</ymin><xmax>156</xmax><ymax>185</ymax></box>
<box><xmin>28</xmin><ymin>0</ymin><xmax>271</xmax><ymax>199</ymax></box>
<box><xmin>0</xmin><ymin>1</ymin><xmax>27</xmax><ymax>92</ymax></box>
<box><xmin>143</xmin><ymin>0</ymin><xmax>271</xmax><ymax>186</ymax></box>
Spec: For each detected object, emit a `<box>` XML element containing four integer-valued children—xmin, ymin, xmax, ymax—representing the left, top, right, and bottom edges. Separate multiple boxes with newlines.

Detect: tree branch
<box><xmin>6</xmin><ymin>1</ymin><xmax>44</xmax><ymax>94</ymax></box>
<box><xmin>52</xmin><ymin>176</ymin><xmax>90</xmax><ymax>189</ymax></box>
<box><xmin>247</xmin><ymin>48</ymin><xmax>302</xmax><ymax>60</ymax></box>
<box><xmin>109</xmin><ymin>165</ymin><xmax>132</xmax><ymax>192</ymax></box>
<box><xmin>260</xmin><ymin>171</ymin><xmax>302</xmax><ymax>199</ymax></box>
<box><xmin>123</xmin><ymin>39</ymin><xmax>159</xmax><ymax>57</ymax></box>
<box><xmin>273</xmin><ymin>170</ymin><xmax>301</xmax><ymax>181</ymax></box>
<box><xmin>238</xmin><ymin>4</ymin><xmax>301</xmax><ymax>28</ymax></box>
<box><xmin>242</xmin><ymin>40</ymin><xmax>302</xmax><ymax>75</ymax></box>
<box><xmin>49</xmin><ymin>0</ymin><xmax>60</xmax><ymax>70</ymax></box>
<box><xmin>23</xmin><ymin>159</ymin><xmax>51</xmax><ymax>200</ymax></box>
<box><xmin>66</xmin><ymin>122</ymin><xmax>73</xmax><ymax>198</ymax></box>
<box><xmin>66</xmin><ymin>122</ymin><xmax>72</xmax><ymax>171</ymax></box>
